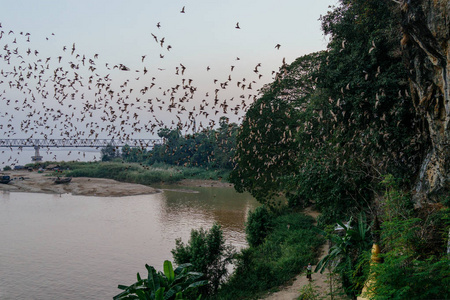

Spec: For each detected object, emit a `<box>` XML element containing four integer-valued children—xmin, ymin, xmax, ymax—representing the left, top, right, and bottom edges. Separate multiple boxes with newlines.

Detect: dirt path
<box><xmin>260</xmin><ymin>207</ymin><xmax>347</xmax><ymax>300</ymax></box>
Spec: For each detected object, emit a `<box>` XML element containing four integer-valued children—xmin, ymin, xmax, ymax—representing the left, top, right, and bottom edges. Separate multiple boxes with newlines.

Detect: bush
<box><xmin>245</xmin><ymin>205</ymin><xmax>274</xmax><ymax>247</ymax></box>
<box><xmin>367</xmin><ymin>176</ymin><xmax>450</xmax><ymax>299</ymax></box>
<box><xmin>3</xmin><ymin>165</ymin><xmax>12</xmax><ymax>171</ymax></box>
<box><xmin>371</xmin><ymin>217</ymin><xmax>450</xmax><ymax>299</ymax></box>
<box><xmin>171</xmin><ymin>223</ymin><xmax>236</xmax><ymax>296</ymax></box>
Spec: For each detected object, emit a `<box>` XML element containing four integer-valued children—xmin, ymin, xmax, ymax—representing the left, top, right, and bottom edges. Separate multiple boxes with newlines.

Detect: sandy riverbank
<box><xmin>0</xmin><ymin>171</ymin><xmax>234</xmax><ymax>197</ymax></box>
<box><xmin>0</xmin><ymin>171</ymin><xmax>160</xmax><ymax>197</ymax></box>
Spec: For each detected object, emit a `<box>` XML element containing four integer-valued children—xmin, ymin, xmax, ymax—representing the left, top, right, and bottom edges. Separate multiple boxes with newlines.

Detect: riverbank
<box><xmin>0</xmin><ymin>171</ymin><xmax>159</xmax><ymax>197</ymax></box>
<box><xmin>0</xmin><ymin>171</ymin><xmax>233</xmax><ymax>197</ymax></box>
<box><xmin>174</xmin><ymin>178</ymin><xmax>234</xmax><ymax>188</ymax></box>
<box><xmin>261</xmin><ymin>206</ymin><xmax>348</xmax><ymax>300</ymax></box>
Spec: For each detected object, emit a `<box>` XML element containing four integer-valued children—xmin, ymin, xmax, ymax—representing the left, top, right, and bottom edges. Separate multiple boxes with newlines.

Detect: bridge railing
<box><xmin>0</xmin><ymin>139</ymin><xmax>164</xmax><ymax>148</ymax></box>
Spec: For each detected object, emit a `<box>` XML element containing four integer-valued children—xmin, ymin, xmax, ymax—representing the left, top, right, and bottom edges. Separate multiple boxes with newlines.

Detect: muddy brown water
<box><xmin>0</xmin><ymin>186</ymin><xmax>258</xmax><ymax>299</ymax></box>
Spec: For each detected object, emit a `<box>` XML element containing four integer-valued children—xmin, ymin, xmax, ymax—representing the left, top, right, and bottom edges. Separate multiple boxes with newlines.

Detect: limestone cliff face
<box><xmin>401</xmin><ymin>0</ymin><xmax>449</xmax><ymax>202</ymax></box>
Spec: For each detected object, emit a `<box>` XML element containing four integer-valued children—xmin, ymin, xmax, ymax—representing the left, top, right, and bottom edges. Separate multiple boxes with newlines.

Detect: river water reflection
<box><xmin>0</xmin><ymin>186</ymin><xmax>258</xmax><ymax>300</ymax></box>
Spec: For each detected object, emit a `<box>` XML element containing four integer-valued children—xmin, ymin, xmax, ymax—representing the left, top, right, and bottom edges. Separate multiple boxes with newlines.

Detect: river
<box><xmin>0</xmin><ymin>187</ymin><xmax>259</xmax><ymax>299</ymax></box>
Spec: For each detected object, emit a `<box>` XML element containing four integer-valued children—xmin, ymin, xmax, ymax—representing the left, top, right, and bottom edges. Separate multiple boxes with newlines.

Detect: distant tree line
<box><xmin>101</xmin><ymin>117</ymin><xmax>238</xmax><ymax>170</ymax></box>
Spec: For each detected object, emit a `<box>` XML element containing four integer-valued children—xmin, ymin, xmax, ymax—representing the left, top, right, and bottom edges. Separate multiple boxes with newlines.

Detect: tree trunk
<box><xmin>400</xmin><ymin>0</ymin><xmax>449</xmax><ymax>203</ymax></box>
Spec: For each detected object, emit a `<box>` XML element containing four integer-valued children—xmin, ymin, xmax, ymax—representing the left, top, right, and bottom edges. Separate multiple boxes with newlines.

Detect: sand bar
<box><xmin>0</xmin><ymin>171</ymin><xmax>234</xmax><ymax>197</ymax></box>
<box><xmin>0</xmin><ymin>171</ymin><xmax>159</xmax><ymax>197</ymax></box>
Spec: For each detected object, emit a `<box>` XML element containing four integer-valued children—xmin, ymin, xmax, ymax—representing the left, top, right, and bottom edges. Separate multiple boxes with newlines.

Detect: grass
<box><xmin>25</xmin><ymin>161</ymin><xmax>231</xmax><ymax>185</ymax></box>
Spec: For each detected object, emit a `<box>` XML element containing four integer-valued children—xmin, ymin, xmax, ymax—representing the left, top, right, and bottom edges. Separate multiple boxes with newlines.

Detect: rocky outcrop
<box><xmin>400</xmin><ymin>0</ymin><xmax>449</xmax><ymax>203</ymax></box>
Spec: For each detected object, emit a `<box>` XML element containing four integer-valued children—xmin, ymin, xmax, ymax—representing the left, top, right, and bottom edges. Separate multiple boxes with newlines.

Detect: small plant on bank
<box><xmin>298</xmin><ymin>281</ymin><xmax>321</xmax><ymax>300</ymax></box>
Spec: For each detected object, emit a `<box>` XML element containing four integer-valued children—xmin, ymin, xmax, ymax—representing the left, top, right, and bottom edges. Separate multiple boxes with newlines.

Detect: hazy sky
<box><xmin>0</xmin><ymin>0</ymin><xmax>338</xmax><ymax>143</ymax></box>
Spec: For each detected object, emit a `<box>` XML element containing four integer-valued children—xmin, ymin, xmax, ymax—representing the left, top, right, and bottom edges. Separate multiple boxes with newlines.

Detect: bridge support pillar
<box><xmin>31</xmin><ymin>146</ymin><xmax>43</xmax><ymax>162</ymax></box>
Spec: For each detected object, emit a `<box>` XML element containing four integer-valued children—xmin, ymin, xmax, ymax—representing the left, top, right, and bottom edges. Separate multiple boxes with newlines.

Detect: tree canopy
<box><xmin>118</xmin><ymin>118</ymin><xmax>239</xmax><ymax>170</ymax></box>
<box><xmin>230</xmin><ymin>0</ymin><xmax>427</xmax><ymax>222</ymax></box>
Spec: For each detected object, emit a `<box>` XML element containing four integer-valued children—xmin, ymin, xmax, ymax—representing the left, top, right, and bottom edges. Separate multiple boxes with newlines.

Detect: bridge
<box><xmin>0</xmin><ymin>138</ymin><xmax>164</xmax><ymax>161</ymax></box>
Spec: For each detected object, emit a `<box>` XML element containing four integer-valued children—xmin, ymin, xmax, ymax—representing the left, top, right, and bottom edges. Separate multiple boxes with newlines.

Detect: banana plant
<box><xmin>315</xmin><ymin>213</ymin><xmax>372</xmax><ymax>274</ymax></box>
<box><xmin>114</xmin><ymin>260</ymin><xmax>207</xmax><ymax>300</ymax></box>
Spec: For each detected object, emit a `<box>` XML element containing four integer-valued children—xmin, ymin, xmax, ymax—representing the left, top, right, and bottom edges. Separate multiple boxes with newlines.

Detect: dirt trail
<box><xmin>260</xmin><ymin>207</ymin><xmax>347</xmax><ymax>300</ymax></box>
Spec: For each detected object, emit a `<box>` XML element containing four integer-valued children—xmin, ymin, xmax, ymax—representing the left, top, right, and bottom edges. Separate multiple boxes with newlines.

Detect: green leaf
<box><xmin>174</xmin><ymin>263</ymin><xmax>192</xmax><ymax>275</ymax></box>
<box><xmin>117</xmin><ymin>284</ymin><xmax>129</xmax><ymax>290</ymax></box>
<box><xmin>164</xmin><ymin>285</ymin><xmax>182</xmax><ymax>299</ymax></box>
<box><xmin>135</xmin><ymin>289</ymin><xmax>150</xmax><ymax>300</ymax></box>
<box><xmin>163</xmin><ymin>260</ymin><xmax>175</xmax><ymax>283</ymax></box>
<box><xmin>113</xmin><ymin>289</ymin><xmax>131</xmax><ymax>300</ymax></box>
<box><xmin>175</xmin><ymin>292</ymin><xmax>184</xmax><ymax>300</ymax></box>
<box><xmin>155</xmin><ymin>287</ymin><xmax>165</xmax><ymax>300</ymax></box>
<box><xmin>186</xmin><ymin>280</ymin><xmax>208</xmax><ymax>290</ymax></box>
<box><xmin>146</xmin><ymin>264</ymin><xmax>161</xmax><ymax>292</ymax></box>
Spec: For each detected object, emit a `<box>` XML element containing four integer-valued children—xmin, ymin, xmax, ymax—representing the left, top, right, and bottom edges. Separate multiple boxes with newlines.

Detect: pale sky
<box><xmin>0</xmin><ymin>0</ymin><xmax>338</xmax><ymax>143</ymax></box>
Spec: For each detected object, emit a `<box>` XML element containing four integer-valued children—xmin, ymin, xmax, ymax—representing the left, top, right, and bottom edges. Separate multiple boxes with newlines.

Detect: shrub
<box><xmin>3</xmin><ymin>165</ymin><xmax>12</xmax><ymax>171</ymax></box>
<box><xmin>367</xmin><ymin>176</ymin><xmax>450</xmax><ymax>299</ymax></box>
<box><xmin>245</xmin><ymin>205</ymin><xmax>274</xmax><ymax>247</ymax></box>
<box><xmin>171</xmin><ymin>223</ymin><xmax>236</xmax><ymax>296</ymax></box>
<box><xmin>371</xmin><ymin>217</ymin><xmax>450</xmax><ymax>299</ymax></box>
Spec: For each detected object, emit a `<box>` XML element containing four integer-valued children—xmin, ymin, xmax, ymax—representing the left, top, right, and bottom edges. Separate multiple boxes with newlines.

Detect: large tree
<box><xmin>231</xmin><ymin>0</ymin><xmax>427</xmax><ymax>221</ymax></box>
<box><xmin>229</xmin><ymin>53</ymin><xmax>321</xmax><ymax>206</ymax></box>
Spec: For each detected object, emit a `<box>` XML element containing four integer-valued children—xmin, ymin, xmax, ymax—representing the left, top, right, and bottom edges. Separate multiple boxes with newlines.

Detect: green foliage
<box><xmin>3</xmin><ymin>165</ymin><xmax>12</xmax><ymax>171</ymax></box>
<box><xmin>64</xmin><ymin>161</ymin><xmax>184</xmax><ymax>184</ymax></box>
<box><xmin>216</xmin><ymin>212</ymin><xmax>324</xmax><ymax>300</ymax></box>
<box><xmin>314</xmin><ymin>0</ymin><xmax>425</xmax><ymax>180</ymax></box>
<box><xmin>230</xmin><ymin>0</ymin><xmax>426</xmax><ymax>224</ymax></box>
<box><xmin>229</xmin><ymin>53</ymin><xmax>321</xmax><ymax>207</ymax></box>
<box><xmin>171</xmin><ymin>223</ymin><xmax>236</xmax><ymax>296</ymax></box>
<box><xmin>315</xmin><ymin>214</ymin><xmax>372</xmax><ymax>298</ymax></box>
<box><xmin>284</xmin><ymin>156</ymin><xmax>372</xmax><ymax>224</ymax></box>
<box><xmin>121</xmin><ymin>144</ymin><xmax>152</xmax><ymax>163</ymax></box>
<box><xmin>101</xmin><ymin>143</ymin><xmax>121</xmax><ymax>161</ymax></box>
<box><xmin>99</xmin><ymin>119</ymin><xmax>238</xmax><ymax>171</ymax></box>
<box><xmin>148</xmin><ymin>121</ymin><xmax>238</xmax><ymax>170</ymax></box>
<box><xmin>245</xmin><ymin>205</ymin><xmax>274</xmax><ymax>247</ymax></box>
<box><xmin>114</xmin><ymin>260</ymin><xmax>207</xmax><ymax>300</ymax></box>
<box><xmin>365</xmin><ymin>176</ymin><xmax>450</xmax><ymax>299</ymax></box>
<box><xmin>442</xmin><ymin>195</ymin><xmax>450</xmax><ymax>207</ymax></box>
<box><xmin>371</xmin><ymin>254</ymin><xmax>450</xmax><ymax>300</ymax></box>
<box><xmin>370</xmin><ymin>215</ymin><xmax>450</xmax><ymax>299</ymax></box>
<box><xmin>380</xmin><ymin>174</ymin><xmax>414</xmax><ymax>223</ymax></box>
<box><xmin>298</xmin><ymin>282</ymin><xmax>321</xmax><ymax>300</ymax></box>
<box><xmin>27</xmin><ymin>159</ymin><xmax>233</xmax><ymax>186</ymax></box>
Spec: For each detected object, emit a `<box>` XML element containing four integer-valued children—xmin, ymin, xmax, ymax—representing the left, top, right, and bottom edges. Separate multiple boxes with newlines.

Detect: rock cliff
<box><xmin>400</xmin><ymin>0</ymin><xmax>449</xmax><ymax>202</ymax></box>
